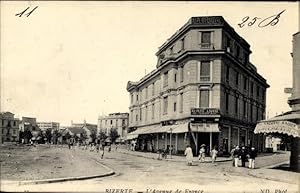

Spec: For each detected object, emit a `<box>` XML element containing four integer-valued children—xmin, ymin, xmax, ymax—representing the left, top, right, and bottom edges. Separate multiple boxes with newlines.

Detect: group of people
<box><xmin>184</xmin><ymin>144</ymin><xmax>218</xmax><ymax>166</ymax></box>
<box><xmin>67</xmin><ymin>139</ymin><xmax>115</xmax><ymax>159</ymax></box>
<box><xmin>231</xmin><ymin>146</ymin><xmax>257</xmax><ymax>169</ymax></box>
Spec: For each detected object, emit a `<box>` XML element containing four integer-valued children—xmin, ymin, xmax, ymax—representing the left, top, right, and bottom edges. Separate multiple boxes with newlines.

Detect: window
<box><xmin>235</xmin><ymin>96</ymin><xmax>238</xmax><ymax>115</ymax></box>
<box><xmin>174</xmin><ymin>73</ymin><xmax>177</xmax><ymax>83</ymax></box>
<box><xmin>235</xmin><ymin>71</ymin><xmax>239</xmax><ymax>86</ymax></box>
<box><xmin>145</xmin><ymin>106</ymin><xmax>148</xmax><ymax>121</ymax></box>
<box><xmin>181</xmin><ymin>37</ymin><xmax>185</xmax><ymax>50</ymax></box>
<box><xmin>110</xmin><ymin>120</ymin><xmax>113</xmax><ymax>125</ymax></box>
<box><xmin>13</xmin><ymin>129</ymin><xmax>16</xmax><ymax>134</ymax></box>
<box><xmin>201</xmin><ymin>31</ymin><xmax>211</xmax><ymax>48</ymax></box>
<box><xmin>236</xmin><ymin>46</ymin><xmax>240</xmax><ymax>58</ymax></box>
<box><xmin>180</xmin><ymin>66</ymin><xmax>184</xmax><ymax>82</ymax></box>
<box><xmin>199</xmin><ymin>90</ymin><xmax>210</xmax><ymax>108</ymax></box>
<box><xmin>256</xmin><ymin>106</ymin><xmax>259</xmax><ymax>121</ymax></box>
<box><xmin>226</xmin><ymin>36</ymin><xmax>231</xmax><ymax>52</ymax></box>
<box><xmin>243</xmin><ymin>76</ymin><xmax>247</xmax><ymax>90</ymax></box>
<box><xmin>122</xmin><ymin>119</ymin><xmax>125</xmax><ymax>125</ymax></box>
<box><xmin>244</xmin><ymin>52</ymin><xmax>248</xmax><ymax>64</ymax></box>
<box><xmin>140</xmin><ymin>109</ymin><xmax>142</xmax><ymax>121</ymax></box>
<box><xmin>152</xmin><ymin>83</ymin><xmax>155</xmax><ymax>96</ymax></box>
<box><xmin>180</xmin><ymin>93</ymin><xmax>183</xmax><ymax>112</ymax></box>
<box><xmin>169</xmin><ymin>46</ymin><xmax>174</xmax><ymax>54</ymax></box>
<box><xmin>257</xmin><ymin>86</ymin><xmax>260</xmax><ymax>98</ymax></box>
<box><xmin>152</xmin><ymin>104</ymin><xmax>155</xmax><ymax>119</ymax></box>
<box><xmin>200</xmin><ymin>61</ymin><xmax>210</xmax><ymax>81</ymax></box>
<box><xmin>262</xmin><ymin>90</ymin><xmax>265</xmax><ymax>102</ymax></box>
<box><xmin>163</xmin><ymin>96</ymin><xmax>168</xmax><ymax>114</ymax></box>
<box><xmin>163</xmin><ymin>71</ymin><xmax>168</xmax><ymax>87</ymax></box>
<box><xmin>243</xmin><ymin>100</ymin><xmax>247</xmax><ymax>118</ymax></box>
<box><xmin>131</xmin><ymin>94</ymin><xmax>133</xmax><ymax>103</ymax></box>
<box><xmin>136</xmin><ymin>94</ymin><xmax>139</xmax><ymax>102</ymax></box>
<box><xmin>116</xmin><ymin>119</ymin><xmax>118</xmax><ymax>127</ymax></box>
<box><xmin>226</xmin><ymin>65</ymin><xmax>230</xmax><ymax>82</ymax></box>
<box><xmin>130</xmin><ymin>110</ymin><xmax>133</xmax><ymax>123</ymax></box>
<box><xmin>145</xmin><ymin>87</ymin><xmax>148</xmax><ymax>99</ymax></box>
<box><xmin>136</xmin><ymin>114</ymin><xmax>138</xmax><ymax>122</ymax></box>
<box><xmin>225</xmin><ymin>93</ymin><xmax>229</xmax><ymax>112</ymax></box>
<box><xmin>250</xmin><ymin>82</ymin><xmax>254</xmax><ymax>95</ymax></box>
<box><xmin>174</xmin><ymin>102</ymin><xmax>177</xmax><ymax>112</ymax></box>
<box><xmin>250</xmin><ymin>104</ymin><xmax>253</xmax><ymax>122</ymax></box>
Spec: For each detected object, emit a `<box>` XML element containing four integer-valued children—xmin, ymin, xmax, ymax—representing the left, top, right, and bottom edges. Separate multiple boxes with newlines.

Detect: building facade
<box><xmin>0</xmin><ymin>112</ymin><xmax>20</xmax><ymax>143</ymax></box>
<box><xmin>37</xmin><ymin>122</ymin><xmax>60</xmax><ymax>131</ymax></box>
<box><xmin>98</xmin><ymin>113</ymin><xmax>129</xmax><ymax>140</ymax></box>
<box><xmin>127</xmin><ymin>16</ymin><xmax>269</xmax><ymax>155</ymax></box>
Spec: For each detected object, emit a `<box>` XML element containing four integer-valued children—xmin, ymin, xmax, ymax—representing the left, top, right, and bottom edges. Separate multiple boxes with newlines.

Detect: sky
<box><xmin>1</xmin><ymin>1</ymin><xmax>299</xmax><ymax>126</ymax></box>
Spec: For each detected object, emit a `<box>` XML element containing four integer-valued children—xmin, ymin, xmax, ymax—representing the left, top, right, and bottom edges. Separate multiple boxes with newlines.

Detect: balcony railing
<box><xmin>200</xmin><ymin>76</ymin><xmax>211</xmax><ymax>82</ymax></box>
<box><xmin>200</xmin><ymin>43</ymin><xmax>214</xmax><ymax>49</ymax></box>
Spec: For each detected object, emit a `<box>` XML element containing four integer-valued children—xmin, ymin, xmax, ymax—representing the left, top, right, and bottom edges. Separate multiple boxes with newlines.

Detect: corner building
<box><xmin>127</xmin><ymin>16</ymin><xmax>269</xmax><ymax>155</ymax></box>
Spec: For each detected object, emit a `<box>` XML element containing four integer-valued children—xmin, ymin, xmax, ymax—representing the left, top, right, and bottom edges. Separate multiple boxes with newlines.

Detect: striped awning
<box><xmin>254</xmin><ymin>120</ymin><xmax>300</xmax><ymax>138</ymax></box>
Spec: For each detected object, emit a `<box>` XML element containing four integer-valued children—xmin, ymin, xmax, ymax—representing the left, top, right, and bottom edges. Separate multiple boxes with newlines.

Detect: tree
<box><xmin>44</xmin><ymin>128</ymin><xmax>52</xmax><ymax>143</ymax></box>
<box><xmin>90</xmin><ymin>131</ymin><xmax>97</xmax><ymax>143</ymax></box>
<box><xmin>98</xmin><ymin>131</ymin><xmax>107</xmax><ymax>141</ymax></box>
<box><xmin>110</xmin><ymin>128</ymin><xmax>120</xmax><ymax>143</ymax></box>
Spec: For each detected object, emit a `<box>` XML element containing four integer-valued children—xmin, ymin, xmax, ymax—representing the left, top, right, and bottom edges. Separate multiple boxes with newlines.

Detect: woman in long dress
<box><xmin>184</xmin><ymin>145</ymin><xmax>193</xmax><ymax>166</ymax></box>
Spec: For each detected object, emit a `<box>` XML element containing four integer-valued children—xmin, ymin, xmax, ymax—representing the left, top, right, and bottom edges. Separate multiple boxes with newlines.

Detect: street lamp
<box><xmin>169</xmin><ymin>128</ymin><xmax>173</xmax><ymax>159</ymax></box>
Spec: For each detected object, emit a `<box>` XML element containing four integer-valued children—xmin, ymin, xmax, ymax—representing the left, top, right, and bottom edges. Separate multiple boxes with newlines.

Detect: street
<box><xmin>1</xmin><ymin>145</ymin><xmax>299</xmax><ymax>193</ymax></box>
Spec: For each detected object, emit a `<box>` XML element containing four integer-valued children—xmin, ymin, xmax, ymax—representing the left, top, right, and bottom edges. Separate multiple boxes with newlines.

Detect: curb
<box><xmin>118</xmin><ymin>150</ymin><xmax>232</xmax><ymax>163</ymax></box>
<box><xmin>18</xmin><ymin>171</ymin><xmax>115</xmax><ymax>185</ymax></box>
<box><xmin>17</xmin><ymin>157</ymin><xmax>115</xmax><ymax>185</ymax></box>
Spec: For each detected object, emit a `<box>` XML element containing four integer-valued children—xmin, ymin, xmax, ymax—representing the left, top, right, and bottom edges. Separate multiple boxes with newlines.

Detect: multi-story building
<box><xmin>98</xmin><ymin>113</ymin><xmax>129</xmax><ymax>140</ymax></box>
<box><xmin>0</xmin><ymin>112</ymin><xmax>20</xmax><ymax>143</ymax></box>
<box><xmin>37</xmin><ymin>122</ymin><xmax>60</xmax><ymax>131</ymax></box>
<box><xmin>127</xmin><ymin>16</ymin><xmax>269</xmax><ymax>155</ymax></box>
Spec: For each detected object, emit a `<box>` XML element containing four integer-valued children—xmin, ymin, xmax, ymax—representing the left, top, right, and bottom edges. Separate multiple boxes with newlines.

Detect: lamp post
<box><xmin>169</xmin><ymin>128</ymin><xmax>173</xmax><ymax>159</ymax></box>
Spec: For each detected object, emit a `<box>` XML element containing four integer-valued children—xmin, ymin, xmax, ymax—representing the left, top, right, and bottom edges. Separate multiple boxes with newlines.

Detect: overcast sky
<box><xmin>1</xmin><ymin>1</ymin><xmax>298</xmax><ymax>125</ymax></box>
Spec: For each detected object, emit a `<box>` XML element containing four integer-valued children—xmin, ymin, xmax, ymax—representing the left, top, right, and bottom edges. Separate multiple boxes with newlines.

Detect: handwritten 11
<box><xmin>15</xmin><ymin>6</ymin><xmax>38</xmax><ymax>17</ymax></box>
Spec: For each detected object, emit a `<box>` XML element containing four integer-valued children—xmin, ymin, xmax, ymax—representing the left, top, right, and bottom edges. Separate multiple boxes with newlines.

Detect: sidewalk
<box><xmin>117</xmin><ymin>148</ymin><xmax>232</xmax><ymax>162</ymax></box>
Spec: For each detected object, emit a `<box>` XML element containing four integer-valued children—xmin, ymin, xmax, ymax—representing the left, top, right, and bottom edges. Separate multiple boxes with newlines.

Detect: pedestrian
<box><xmin>230</xmin><ymin>146</ymin><xmax>236</xmax><ymax>166</ymax></box>
<box><xmin>100</xmin><ymin>146</ymin><xmax>105</xmax><ymax>159</ymax></box>
<box><xmin>240</xmin><ymin>146</ymin><xmax>248</xmax><ymax>167</ymax></box>
<box><xmin>233</xmin><ymin>146</ymin><xmax>240</xmax><ymax>167</ymax></box>
<box><xmin>184</xmin><ymin>145</ymin><xmax>193</xmax><ymax>166</ymax></box>
<box><xmin>108</xmin><ymin>144</ymin><xmax>111</xmax><ymax>152</ymax></box>
<box><xmin>198</xmin><ymin>145</ymin><xmax>206</xmax><ymax>162</ymax></box>
<box><xmin>210</xmin><ymin>146</ymin><xmax>218</xmax><ymax>164</ymax></box>
<box><xmin>248</xmin><ymin>147</ymin><xmax>257</xmax><ymax>169</ymax></box>
<box><xmin>96</xmin><ymin>143</ymin><xmax>100</xmax><ymax>153</ymax></box>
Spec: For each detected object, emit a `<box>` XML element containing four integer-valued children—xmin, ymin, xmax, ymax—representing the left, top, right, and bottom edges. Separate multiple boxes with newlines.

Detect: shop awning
<box><xmin>126</xmin><ymin>134</ymin><xmax>138</xmax><ymax>140</ymax></box>
<box><xmin>190</xmin><ymin>123</ymin><xmax>220</xmax><ymax>132</ymax></box>
<box><xmin>254</xmin><ymin>120</ymin><xmax>300</xmax><ymax>138</ymax></box>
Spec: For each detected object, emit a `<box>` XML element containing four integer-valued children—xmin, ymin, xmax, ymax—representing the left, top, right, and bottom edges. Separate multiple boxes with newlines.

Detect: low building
<box><xmin>97</xmin><ymin>113</ymin><xmax>129</xmax><ymax>141</ymax></box>
<box><xmin>19</xmin><ymin>117</ymin><xmax>40</xmax><ymax>143</ymax></box>
<box><xmin>127</xmin><ymin>16</ymin><xmax>269</xmax><ymax>155</ymax></box>
<box><xmin>0</xmin><ymin>112</ymin><xmax>20</xmax><ymax>143</ymax></box>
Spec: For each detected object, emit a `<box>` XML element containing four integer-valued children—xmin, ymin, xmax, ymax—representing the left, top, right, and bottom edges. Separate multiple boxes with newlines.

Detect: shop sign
<box><xmin>191</xmin><ymin>108</ymin><xmax>220</xmax><ymax>115</ymax></box>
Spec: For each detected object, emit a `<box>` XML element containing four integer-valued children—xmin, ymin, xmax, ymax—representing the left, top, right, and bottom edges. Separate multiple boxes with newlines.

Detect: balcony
<box><xmin>200</xmin><ymin>75</ymin><xmax>211</xmax><ymax>82</ymax></box>
<box><xmin>200</xmin><ymin>43</ymin><xmax>214</xmax><ymax>49</ymax></box>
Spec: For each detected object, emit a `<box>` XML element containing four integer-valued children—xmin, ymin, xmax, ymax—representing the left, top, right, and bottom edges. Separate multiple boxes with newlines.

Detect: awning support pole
<box><xmin>210</xmin><ymin>132</ymin><xmax>212</xmax><ymax>152</ymax></box>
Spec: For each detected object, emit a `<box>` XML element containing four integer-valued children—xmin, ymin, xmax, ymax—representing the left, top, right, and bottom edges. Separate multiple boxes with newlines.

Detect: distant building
<box><xmin>127</xmin><ymin>16</ymin><xmax>269</xmax><ymax>155</ymax></box>
<box><xmin>98</xmin><ymin>113</ymin><xmax>129</xmax><ymax>140</ymax></box>
<box><xmin>62</xmin><ymin>124</ymin><xmax>97</xmax><ymax>144</ymax></box>
<box><xmin>0</xmin><ymin>112</ymin><xmax>20</xmax><ymax>143</ymax></box>
<box><xmin>37</xmin><ymin>122</ymin><xmax>60</xmax><ymax>131</ymax></box>
<box><xmin>71</xmin><ymin>120</ymin><xmax>97</xmax><ymax>130</ymax></box>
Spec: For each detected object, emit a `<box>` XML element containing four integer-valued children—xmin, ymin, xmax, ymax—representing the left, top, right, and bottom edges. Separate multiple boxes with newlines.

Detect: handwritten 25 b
<box><xmin>238</xmin><ymin>10</ymin><xmax>285</xmax><ymax>28</ymax></box>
